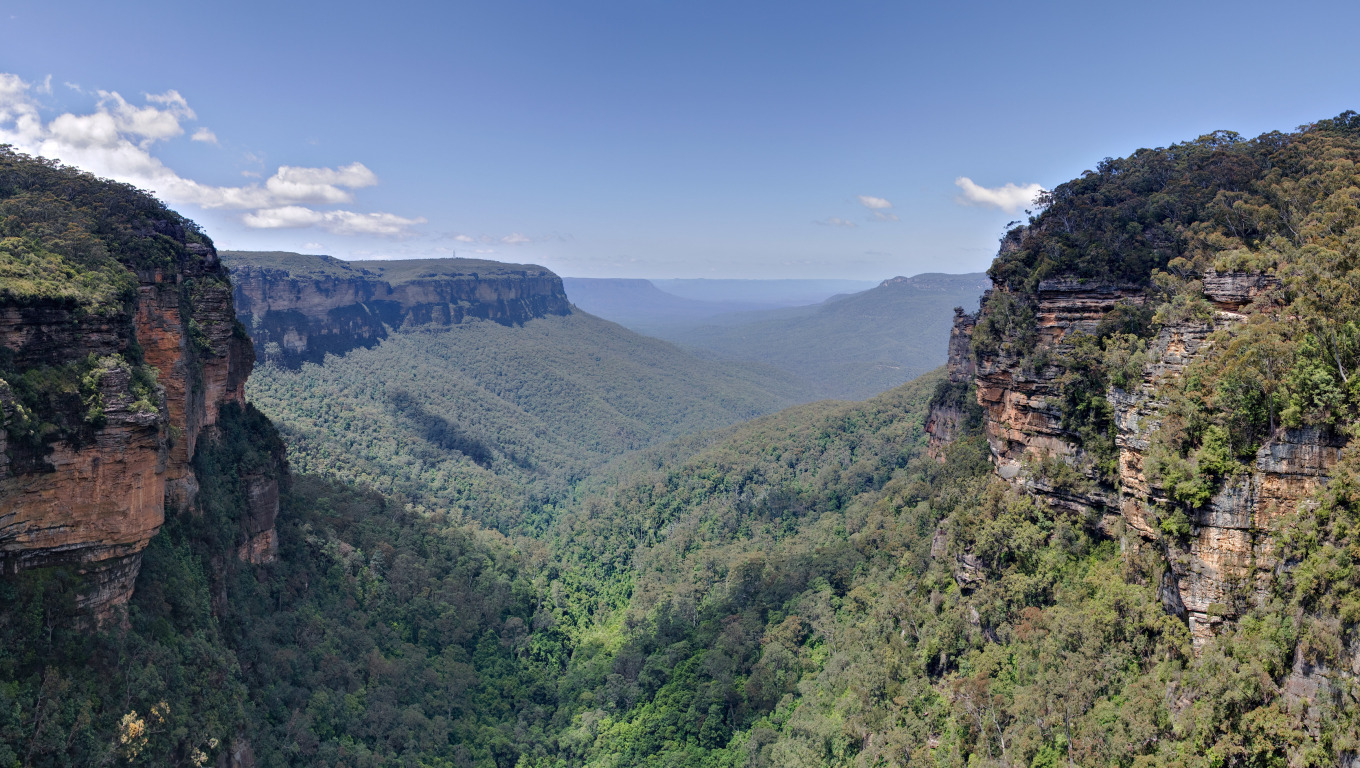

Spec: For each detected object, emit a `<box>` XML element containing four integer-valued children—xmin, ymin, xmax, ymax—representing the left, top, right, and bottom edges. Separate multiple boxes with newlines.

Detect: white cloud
<box><xmin>453</xmin><ymin>234</ymin><xmax>477</xmax><ymax>243</ymax></box>
<box><xmin>303</xmin><ymin>242</ymin><xmax>325</xmax><ymax>251</ymax></box>
<box><xmin>241</xmin><ymin>206</ymin><xmax>324</xmax><ymax>228</ymax></box>
<box><xmin>322</xmin><ymin>210</ymin><xmax>426</xmax><ymax>236</ymax></box>
<box><xmin>473</xmin><ymin>248</ymin><xmax>497</xmax><ymax>254</ymax></box>
<box><xmin>0</xmin><ymin>73</ymin><xmax>422</xmax><ymax>237</ymax></box>
<box><xmin>817</xmin><ymin>216</ymin><xmax>857</xmax><ymax>228</ymax></box>
<box><xmin>242</xmin><ymin>205</ymin><xmax>426</xmax><ymax>236</ymax></box>
<box><xmin>262</xmin><ymin>163</ymin><xmax>377</xmax><ymax>205</ymax></box>
<box><xmin>37</xmin><ymin>75</ymin><xmax>51</xmax><ymax>95</ymax></box>
<box><xmin>954</xmin><ymin>177</ymin><xmax>1044</xmax><ymax>213</ymax></box>
<box><xmin>500</xmin><ymin>233</ymin><xmax>531</xmax><ymax>245</ymax></box>
<box><xmin>857</xmin><ymin>195</ymin><xmax>899</xmax><ymax>222</ymax></box>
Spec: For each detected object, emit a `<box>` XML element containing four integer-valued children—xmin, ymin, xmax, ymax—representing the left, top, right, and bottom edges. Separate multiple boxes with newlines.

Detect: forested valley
<box><xmin>8</xmin><ymin>111</ymin><xmax>1360</xmax><ymax>768</ymax></box>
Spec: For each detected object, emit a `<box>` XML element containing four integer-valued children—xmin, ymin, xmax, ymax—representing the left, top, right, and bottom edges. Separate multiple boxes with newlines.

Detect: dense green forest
<box><xmin>246</xmin><ymin>312</ymin><xmax>805</xmax><ymax>532</ymax></box>
<box><xmin>11</xmin><ymin>114</ymin><xmax>1360</xmax><ymax>768</ymax></box>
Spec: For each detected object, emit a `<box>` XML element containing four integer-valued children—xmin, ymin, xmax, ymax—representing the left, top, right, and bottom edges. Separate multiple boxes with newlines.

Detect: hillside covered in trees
<box><xmin>10</xmin><ymin>111</ymin><xmax>1360</xmax><ymax>768</ymax></box>
<box><xmin>245</xmin><ymin>310</ymin><xmax>807</xmax><ymax>533</ymax></box>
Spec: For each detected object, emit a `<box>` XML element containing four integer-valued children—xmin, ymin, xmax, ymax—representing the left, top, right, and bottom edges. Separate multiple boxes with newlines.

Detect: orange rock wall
<box><xmin>0</xmin><ymin>245</ymin><xmax>254</xmax><ymax>621</ymax></box>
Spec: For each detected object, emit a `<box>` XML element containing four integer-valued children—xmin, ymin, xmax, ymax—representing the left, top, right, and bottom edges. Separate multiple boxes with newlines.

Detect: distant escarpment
<box><xmin>928</xmin><ymin>115</ymin><xmax>1360</xmax><ymax>668</ymax></box>
<box><xmin>223</xmin><ymin>251</ymin><xmax>572</xmax><ymax>367</ymax></box>
<box><xmin>0</xmin><ymin>149</ymin><xmax>283</xmax><ymax>620</ymax></box>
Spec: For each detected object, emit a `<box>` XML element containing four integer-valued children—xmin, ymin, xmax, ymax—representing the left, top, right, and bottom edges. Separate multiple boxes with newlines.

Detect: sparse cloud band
<box><xmin>857</xmin><ymin>194</ymin><xmax>898</xmax><ymax>222</ymax></box>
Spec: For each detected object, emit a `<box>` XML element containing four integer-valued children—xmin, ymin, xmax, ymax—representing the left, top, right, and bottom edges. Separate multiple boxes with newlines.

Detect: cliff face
<box><xmin>924</xmin><ymin>307</ymin><xmax>977</xmax><ymax>461</ymax></box>
<box><xmin>939</xmin><ymin>271</ymin><xmax>1341</xmax><ymax>646</ymax></box>
<box><xmin>222</xmin><ymin>252</ymin><xmax>572</xmax><ymax>367</ymax></box>
<box><xmin>1</xmin><ymin>224</ymin><xmax>268</xmax><ymax>620</ymax></box>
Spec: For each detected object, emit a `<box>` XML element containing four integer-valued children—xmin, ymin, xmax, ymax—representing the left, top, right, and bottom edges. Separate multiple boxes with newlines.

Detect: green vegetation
<box><xmin>0</xmin><ymin>145</ymin><xmax>211</xmax><ymax>472</ymax></box>
<box><xmin>978</xmin><ymin>112</ymin><xmax>1360</xmax><ymax>496</ymax></box>
<box><xmin>10</xmin><ymin>367</ymin><xmax>1353</xmax><ymax>766</ymax></box>
<box><xmin>246</xmin><ymin>311</ymin><xmax>805</xmax><ymax>532</ymax></box>
<box><xmin>0</xmin><ymin>146</ymin><xmax>208</xmax><ymax>287</ymax></box>
<box><xmin>14</xmin><ymin>116</ymin><xmax>1360</xmax><ymax>767</ymax></box>
<box><xmin>0</xmin><ymin>237</ymin><xmax>134</xmax><ymax>313</ymax></box>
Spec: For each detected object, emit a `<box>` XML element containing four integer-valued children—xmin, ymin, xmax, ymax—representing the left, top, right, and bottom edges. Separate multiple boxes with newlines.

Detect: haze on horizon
<box><xmin>2</xmin><ymin>0</ymin><xmax>1357</xmax><ymax>280</ymax></box>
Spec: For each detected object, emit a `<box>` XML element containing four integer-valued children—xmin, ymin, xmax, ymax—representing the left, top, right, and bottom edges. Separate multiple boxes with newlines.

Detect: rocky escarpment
<box><xmin>222</xmin><ymin>251</ymin><xmax>572</xmax><ymax>367</ymax></box>
<box><xmin>924</xmin><ymin>307</ymin><xmax>977</xmax><ymax>461</ymax></box>
<box><xmin>938</xmin><ymin>271</ymin><xmax>1342</xmax><ymax>646</ymax></box>
<box><xmin>0</xmin><ymin>248</ymin><xmax>263</xmax><ymax>620</ymax></box>
<box><xmin>0</xmin><ymin>152</ymin><xmax>282</xmax><ymax>622</ymax></box>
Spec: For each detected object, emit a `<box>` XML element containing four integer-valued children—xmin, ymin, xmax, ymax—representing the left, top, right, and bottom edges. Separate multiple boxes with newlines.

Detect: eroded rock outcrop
<box><xmin>1</xmin><ymin>242</ymin><xmax>263</xmax><ymax>621</ymax></box>
<box><xmin>972</xmin><ymin>278</ymin><xmax>1144</xmax><ymax>515</ymax></box>
<box><xmin>223</xmin><ymin>251</ymin><xmax>572</xmax><ymax>367</ymax></box>
<box><xmin>939</xmin><ymin>271</ymin><xmax>1345</xmax><ymax>647</ymax></box>
<box><xmin>925</xmin><ymin>308</ymin><xmax>977</xmax><ymax>461</ymax></box>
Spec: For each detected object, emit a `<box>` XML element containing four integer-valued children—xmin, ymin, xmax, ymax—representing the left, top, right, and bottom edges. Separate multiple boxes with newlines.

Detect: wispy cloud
<box><xmin>954</xmin><ymin>177</ymin><xmax>1044</xmax><ymax>213</ymax></box>
<box><xmin>816</xmin><ymin>216</ymin><xmax>857</xmax><ymax>228</ymax></box>
<box><xmin>446</xmin><ymin>232</ymin><xmax>542</xmax><ymax>246</ymax></box>
<box><xmin>857</xmin><ymin>194</ymin><xmax>898</xmax><ymax>222</ymax></box>
<box><xmin>0</xmin><ymin>73</ymin><xmax>424</xmax><ymax>237</ymax></box>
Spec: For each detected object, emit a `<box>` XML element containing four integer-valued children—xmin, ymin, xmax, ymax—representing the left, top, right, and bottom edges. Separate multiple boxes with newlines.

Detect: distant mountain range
<box><xmin>565</xmin><ymin>272</ymin><xmax>990</xmax><ymax>400</ymax></box>
<box><xmin>561</xmin><ymin>277</ymin><xmax>878</xmax><ymax>332</ymax></box>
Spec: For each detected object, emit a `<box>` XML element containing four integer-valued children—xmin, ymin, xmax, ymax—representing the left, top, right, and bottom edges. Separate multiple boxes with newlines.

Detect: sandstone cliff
<box><xmin>936</xmin><ymin>271</ymin><xmax>1342</xmax><ymax>646</ymax></box>
<box><xmin>222</xmin><ymin>251</ymin><xmax>572</xmax><ymax>367</ymax></box>
<box><xmin>0</xmin><ymin>153</ymin><xmax>279</xmax><ymax>621</ymax></box>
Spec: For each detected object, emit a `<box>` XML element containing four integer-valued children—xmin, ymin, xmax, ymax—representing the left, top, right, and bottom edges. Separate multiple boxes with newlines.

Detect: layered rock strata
<box><xmin>223</xmin><ymin>252</ymin><xmax>573</xmax><ymax>367</ymax></box>
<box><xmin>0</xmin><ymin>246</ymin><xmax>257</xmax><ymax>621</ymax></box>
<box><xmin>938</xmin><ymin>271</ymin><xmax>1343</xmax><ymax>646</ymax></box>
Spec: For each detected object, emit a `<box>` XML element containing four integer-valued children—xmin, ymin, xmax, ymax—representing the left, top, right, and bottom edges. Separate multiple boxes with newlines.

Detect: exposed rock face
<box><xmin>0</xmin><ymin>246</ymin><xmax>257</xmax><ymax>622</ymax></box>
<box><xmin>947</xmin><ymin>271</ymin><xmax>1344</xmax><ymax>647</ymax></box>
<box><xmin>1202</xmin><ymin>268</ymin><xmax>1280</xmax><ymax>313</ymax></box>
<box><xmin>223</xmin><ymin>252</ymin><xmax>573</xmax><ymax>368</ymax></box>
<box><xmin>237</xmin><ymin>473</ymin><xmax>280</xmax><ymax>565</ymax></box>
<box><xmin>925</xmin><ymin>308</ymin><xmax>978</xmax><ymax>461</ymax></box>
<box><xmin>973</xmin><ymin>278</ymin><xmax>1144</xmax><ymax>514</ymax></box>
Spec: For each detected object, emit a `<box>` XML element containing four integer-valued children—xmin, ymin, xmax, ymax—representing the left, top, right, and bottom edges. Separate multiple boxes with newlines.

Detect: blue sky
<box><xmin>2</xmin><ymin>0</ymin><xmax>1359</xmax><ymax>279</ymax></box>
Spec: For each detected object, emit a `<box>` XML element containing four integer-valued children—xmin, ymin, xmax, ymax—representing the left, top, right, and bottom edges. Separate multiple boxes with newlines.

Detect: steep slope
<box><xmin>229</xmin><ymin>258</ymin><xmax>808</xmax><ymax>530</ymax></box>
<box><xmin>0</xmin><ymin>149</ymin><xmax>273</xmax><ymax>620</ymax></box>
<box><xmin>652</xmin><ymin>272</ymin><xmax>990</xmax><ymax>399</ymax></box>
<box><xmin>934</xmin><ymin>116</ymin><xmax>1360</xmax><ymax>653</ymax></box>
<box><xmin>13</xmin><ymin>117</ymin><xmax>1360</xmax><ymax>768</ymax></box>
